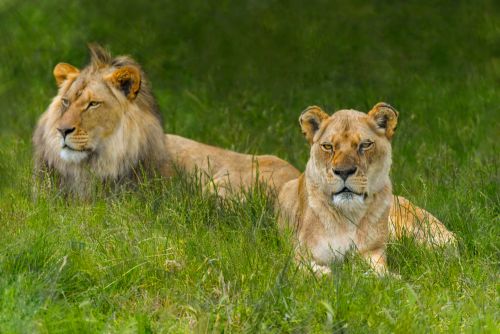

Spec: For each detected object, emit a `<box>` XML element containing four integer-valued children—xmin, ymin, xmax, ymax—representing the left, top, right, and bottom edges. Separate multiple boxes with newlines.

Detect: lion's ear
<box><xmin>53</xmin><ymin>63</ymin><xmax>80</xmax><ymax>87</ymax></box>
<box><xmin>368</xmin><ymin>102</ymin><xmax>399</xmax><ymax>140</ymax></box>
<box><xmin>299</xmin><ymin>106</ymin><xmax>329</xmax><ymax>144</ymax></box>
<box><xmin>106</xmin><ymin>66</ymin><xmax>141</xmax><ymax>100</ymax></box>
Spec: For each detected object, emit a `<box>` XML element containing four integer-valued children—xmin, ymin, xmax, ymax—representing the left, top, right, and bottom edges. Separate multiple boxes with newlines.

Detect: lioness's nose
<box><xmin>57</xmin><ymin>127</ymin><xmax>76</xmax><ymax>139</ymax></box>
<box><xmin>333</xmin><ymin>167</ymin><xmax>357</xmax><ymax>181</ymax></box>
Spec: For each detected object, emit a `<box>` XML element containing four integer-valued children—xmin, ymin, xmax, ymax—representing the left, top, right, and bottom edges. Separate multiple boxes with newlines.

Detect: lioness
<box><xmin>277</xmin><ymin>104</ymin><xmax>454</xmax><ymax>275</ymax></box>
<box><xmin>33</xmin><ymin>45</ymin><xmax>454</xmax><ymax>247</ymax></box>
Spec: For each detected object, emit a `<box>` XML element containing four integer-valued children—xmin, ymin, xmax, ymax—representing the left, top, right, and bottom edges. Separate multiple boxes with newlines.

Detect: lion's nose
<box><xmin>57</xmin><ymin>127</ymin><xmax>76</xmax><ymax>139</ymax></box>
<box><xmin>333</xmin><ymin>167</ymin><xmax>357</xmax><ymax>181</ymax></box>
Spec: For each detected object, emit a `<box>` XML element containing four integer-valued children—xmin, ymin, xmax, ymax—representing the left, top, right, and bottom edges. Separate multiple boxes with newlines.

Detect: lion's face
<box><xmin>57</xmin><ymin>77</ymin><xmax>123</xmax><ymax>163</ymax></box>
<box><xmin>33</xmin><ymin>45</ymin><xmax>166</xmax><ymax>195</ymax></box>
<box><xmin>300</xmin><ymin>103</ymin><xmax>398</xmax><ymax>210</ymax></box>
<box><xmin>52</xmin><ymin>60</ymin><xmax>142</xmax><ymax>164</ymax></box>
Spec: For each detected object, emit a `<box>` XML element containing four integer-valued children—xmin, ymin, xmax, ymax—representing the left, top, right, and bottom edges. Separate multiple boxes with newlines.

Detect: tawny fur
<box><xmin>389</xmin><ymin>196</ymin><xmax>456</xmax><ymax>245</ymax></box>
<box><xmin>165</xmin><ymin>134</ymin><xmax>299</xmax><ymax>197</ymax></box>
<box><xmin>277</xmin><ymin>104</ymin><xmax>455</xmax><ymax>275</ymax></box>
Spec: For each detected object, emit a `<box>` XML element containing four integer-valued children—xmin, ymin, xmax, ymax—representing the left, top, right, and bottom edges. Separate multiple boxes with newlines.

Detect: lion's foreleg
<box><xmin>361</xmin><ymin>247</ymin><xmax>388</xmax><ymax>276</ymax></box>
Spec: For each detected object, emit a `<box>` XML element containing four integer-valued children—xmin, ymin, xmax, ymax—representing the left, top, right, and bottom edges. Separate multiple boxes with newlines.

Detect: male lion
<box><xmin>277</xmin><ymin>103</ymin><xmax>455</xmax><ymax>275</ymax></box>
<box><xmin>32</xmin><ymin>44</ymin><xmax>296</xmax><ymax>198</ymax></box>
<box><xmin>33</xmin><ymin>45</ymin><xmax>171</xmax><ymax>197</ymax></box>
<box><xmin>164</xmin><ymin>134</ymin><xmax>299</xmax><ymax>198</ymax></box>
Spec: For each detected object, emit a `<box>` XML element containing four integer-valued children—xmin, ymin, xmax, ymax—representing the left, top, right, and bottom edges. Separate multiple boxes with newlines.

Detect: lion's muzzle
<box><xmin>58</xmin><ymin>127</ymin><xmax>91</xmax><ymax>163</ymax></box>
<box><xmin>333</xmin><ymin>166</ymin><xmax>357</xmax><ymax>181</ymax></box>
<box><xmin>57</xmin><ymin>126</ymin><xmax>76</xmax><ymax>139</ymax></box>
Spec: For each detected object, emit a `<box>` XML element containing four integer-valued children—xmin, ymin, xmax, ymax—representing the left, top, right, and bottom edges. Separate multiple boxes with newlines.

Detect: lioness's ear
<box><xmin>106</xmin><ymin>66</ymin><xmax>141</xmax><ymax>100</ymax></box>
<box><xmin>299</xmin><ymin>106</ymin><xmax>329</xmax><ymax>144</ymax></box>
<box><xmin>368</xmin><ymin>102</ymin><xmax>399</xmax><ymax>140</ymax></box>
<box><xmin>53</xmin><ymin>63</ymin><xmax>80</xmax><ymax>87</ymax></box>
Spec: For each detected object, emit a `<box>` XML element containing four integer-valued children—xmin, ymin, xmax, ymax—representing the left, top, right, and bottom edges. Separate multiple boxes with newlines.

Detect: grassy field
<box><xmin>0</xmin><ymin>0</ymin><xmax>499</xmax><ymax>332</ymax></box>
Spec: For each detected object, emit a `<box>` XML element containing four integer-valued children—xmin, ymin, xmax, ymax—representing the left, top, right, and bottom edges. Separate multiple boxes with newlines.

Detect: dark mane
<box><xmin>86</xmin><ymin>43</ymin><xmax>163</xmax><ymax>123</ymax></box>
<box><xmin>88</xmin><ymin>43</ymin><xmax>113</xmax><ymax>69</ymax></box>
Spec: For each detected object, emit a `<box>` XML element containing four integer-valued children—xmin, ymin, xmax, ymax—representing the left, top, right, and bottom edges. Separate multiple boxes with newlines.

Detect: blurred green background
<box><xmin>0</xmin><ymin>0</ymin><xmax>498</xmax><ymax>332</ymax></box>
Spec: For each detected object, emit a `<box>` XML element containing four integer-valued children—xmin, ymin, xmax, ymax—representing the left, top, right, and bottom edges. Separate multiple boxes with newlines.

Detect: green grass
<box><xmin>0</xmin><ymin>0</ymin><xmax>499</xmax><ymax>332</ymax></box>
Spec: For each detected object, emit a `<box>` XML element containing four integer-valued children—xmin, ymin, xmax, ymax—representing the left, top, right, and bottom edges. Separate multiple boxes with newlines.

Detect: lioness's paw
<box><xmin>309</xmin><ymin>262</ymin><xmax>332</xmax><ymax>277</ymax></box>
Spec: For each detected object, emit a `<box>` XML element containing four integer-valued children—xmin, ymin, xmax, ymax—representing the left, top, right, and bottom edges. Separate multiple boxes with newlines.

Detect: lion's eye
<box><xmin>87</xmin><ymin>101</ymin><xmax>101</xmax><ymax>109</ymax></box>
<box><xmin>321</xmin><ymin>143</ymin><xmax>333</xmax><ymax>152</ymax></box>
<box><xmin>61</xmin><ymin>98</ymin><xmax>69</xmax><ymax>108</ymax></box>
<box><xmin>360</xmin><ymin>141</ymin><xmax>374</xmax><ymax>150</ymax></box>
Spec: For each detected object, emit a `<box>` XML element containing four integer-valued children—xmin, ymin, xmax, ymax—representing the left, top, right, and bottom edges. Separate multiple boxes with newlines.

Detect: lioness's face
<box><xmin>300</xmin><ymin>103</ymin><xmax>398</xmax><ymax>209</ymax></box>
<box><xmin>52</xmin><ymin>61</ymin><xmax>142</xmax><ymax>163</ymax></box>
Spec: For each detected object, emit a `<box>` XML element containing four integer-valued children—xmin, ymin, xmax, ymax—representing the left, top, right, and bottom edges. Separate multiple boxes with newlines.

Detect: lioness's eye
<box><xmin>321</xmin><ymin>143</ymin><xmax>333</xmax><ymax>152</ymax></box>
<box><xmin>61</xmin><ymin>98</ymin><xmax>69</xmax><ymax>107</ymax></box>
<box><xmin>87</xmin><ymin>101</ymin><xmax>101</xmax><ymax>109</ymax></box>
<box><xmin>360</xmin><ymin>141</ymin><xmax>374</xmax><ymax>150</ymax></box>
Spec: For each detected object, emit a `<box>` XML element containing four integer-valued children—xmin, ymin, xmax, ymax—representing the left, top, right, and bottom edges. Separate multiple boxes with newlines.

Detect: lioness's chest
<box><xmin>309</xmin><ymin>223</ymin><xmax>359</xmax><ymax>264</ymax></box>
